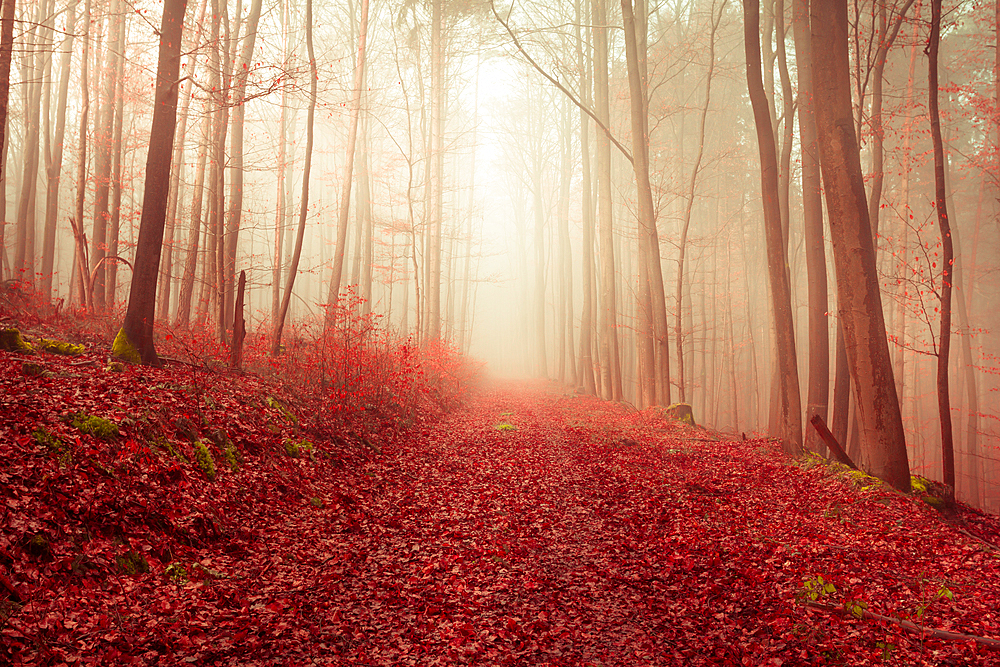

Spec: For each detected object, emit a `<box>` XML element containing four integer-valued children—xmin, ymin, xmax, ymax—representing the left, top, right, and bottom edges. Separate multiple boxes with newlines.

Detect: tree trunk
<box><xmin>743</xmin><ymin>0</ymin><xmax>803</xmax><ymax>455</ymax></box>
<box><xmin>792</xmin><ymin>0</ymin><xmax>829</xmax><ymax>452</ymax></box>
<box><xmin>927</xmin><ymin>0</ymin><xmax>955</xmax><ymax>489</ymax></box>
<box><xmin>272</xmin><ymin>0</ymin><xmax>317</xmax><ymax>354</ymax></box>
<box><xmin>106</xmin><ymin>5</ymin><xmax>126</xmax><ymax>304</ymax></box>
<box><xmin>593</xmin><ymin>0</ymin><xmax>622</xmax><ymax>401</ymax></box>
<box><xmin>40</xmin><ymin>0</ymin><xmax>76</xmax><ymax>300</ymax></box>
<box><xmin>0</xmin><ymin>0</ymin><xmax>13</xmax><ymax>281</ymax></box>
<box><xmin>116</xmin><ymin>0</ymin><xmax>189</xmax><ymax>366</ymax></box>
<box><xmin>810</xmin><ymin>0</ymin><xmax>910</xmax><ymax>491</ymax></box>
<box><xmin>72</xmin><ymin>0</ymin><xmax>93</xmax><ymax>310</ymax></box>
<box><xmin>92</xmin><ymin>0</ymin><xmax>125</xmax><ymax>309</ymax></box>
<box><xmin>576</xmin><ymin>0</ymin><xmax>597</xmax><ymax>395</ymax></box>
<box><xmin>222</xmin><ymin>0</ymin><xmax>263</xmax><ymax>334</ymax></box>
<box><xmin>14</xmin><ymin>0</ymin><xmax>46</xmax><ymax>282</ymax></box>
<box><xmin>175</xmin><ymin>89</ymin><xmax>211</xmax><ymax>328</ymax></box>
<box><xmin>326</xmin><ymin>0</ymin><xmax>369</xmax><ymax>323</ymax></box>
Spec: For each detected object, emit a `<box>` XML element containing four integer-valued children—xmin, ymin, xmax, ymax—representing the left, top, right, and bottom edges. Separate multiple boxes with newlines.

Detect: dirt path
<box><xmin>243</xmin><ymin>381</ymin><xmax>999</xmax><ymax>666</ymax></box>
<box><xmin>5</xmin><ymin>377</ymin><xmax>1000</xmax><ymax>666</ymax></box>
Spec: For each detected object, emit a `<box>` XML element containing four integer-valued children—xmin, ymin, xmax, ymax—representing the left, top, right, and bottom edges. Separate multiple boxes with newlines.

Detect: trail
<box><xmin>237</xmin><ymin>382</ymin><xmax>1000</xmax><ymax>666</ymax></box>
<box><xmin>4</xmin><ymin>372</ymin><xmax>1000</xmax><ymax>666</ymax></box>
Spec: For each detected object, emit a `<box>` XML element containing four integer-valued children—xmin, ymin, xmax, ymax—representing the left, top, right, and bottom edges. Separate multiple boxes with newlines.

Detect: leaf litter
<box><xmin>2</xmin><ymin>347</ymin><xmax>1000</xmax><ymax>666</ymax></box>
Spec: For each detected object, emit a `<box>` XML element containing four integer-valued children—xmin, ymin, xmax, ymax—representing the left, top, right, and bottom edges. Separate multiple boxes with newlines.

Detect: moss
<box><xmin>665</xmin><ymin>403</ymin><xmax>696</xmax><ymax>426</ymax></box>
<box><xmin>38</xmin><ymin>338</ymin><xmax>85</xmax><ymax>356</ymax></box>
<box><xmin>105</xmin><ymin>360</ymin><xmax>125</xmax><ymax>373</ymax></box>
<box><xmin>284</xmin><ymin>438</ymin><xmax>315</xmax><ymax>460</ymax></box>
<box><xmin>33</xmin><ymin>428</ymin><xmax>71</xmax><ymax>465</ymax></box>
<box><xmin>842</xmin><ymin>468</ymin><xmax>879</xmax><ymax>490</ymax></box>
<box><xmin>494</xmin><ymin>422</ymin><xmax>516</xmax><ymax>431</ymax></box>
<box><xmin>111</xmin><ymin>327</ymin><xmax>140</xmax><ymax>364</ymax></box>
<box><xmin>164</xmin><ymin>562</ymin><xmax>188</xmax><ymax>584</ymax></box>
<box><xmin>116</xmin><ymin>551</ymin><xmax>149</xmax><ymax>575</ymax></box>
<box><xmin>25</xmin><ymin>533</ymin><xmax>51</xmax><ymax>560</ymax></box>
<box><xmin>222</xmin><ymin>441</ymin><xmax>240</xmax><ymax>473</ymax></box>
<box><xmin>193</xmin><ymin>440</ymin><xmax>216</xmax><ymax>481</ymax></box>
<box><xmin>310</xmin><ymin>497</ymin><xmax>323</xmax><ymax>508</ymax></box>
<box><xmin>0</xmin><ymin>328</ymin><xmax>34</xmax><ymax>353</ymax></box>
<box><xmin>71</xmin><ymin>413</ymin><xmax>119</xmax><ymax>440</ymax></box>
<box><xmin>267</xmin><ymin>396</ymin><xmax>298</xmax><ymax>424</ymax></box>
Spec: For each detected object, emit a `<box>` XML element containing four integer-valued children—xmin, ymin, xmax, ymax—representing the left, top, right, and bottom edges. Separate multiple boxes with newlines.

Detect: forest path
<box><xmin>272</xmin><ymin>380</ymin><xmax>999</xmax><ymax>666</ymax></box>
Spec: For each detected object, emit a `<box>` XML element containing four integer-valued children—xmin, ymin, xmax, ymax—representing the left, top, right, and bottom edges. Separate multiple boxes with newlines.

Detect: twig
<box><xmin>957</xmin><ymin>528</ymin><xmax>1000</xmax><ymax>553</ymax></box>
<box><xmin>804</xmin><ymin>600</ymin><xmax>1000</xmax><ymax>650</ymax></box>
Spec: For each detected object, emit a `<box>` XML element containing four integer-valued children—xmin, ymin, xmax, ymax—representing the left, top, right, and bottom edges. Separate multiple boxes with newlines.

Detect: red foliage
<box><xmin>2</xmin><ymin>332</ymin><xmax>1000</xmax><ymax>664</ymax></box>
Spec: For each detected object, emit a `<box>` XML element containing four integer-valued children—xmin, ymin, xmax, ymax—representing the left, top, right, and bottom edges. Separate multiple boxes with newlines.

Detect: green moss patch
<box><xmin>70</xmin><ymin>413</ymin><xmax>120</xmax><ymax>441</ymax></box>
<box><xmin>267</xmin><ymin>396</ymin><xmax>298</xmax><ymax>424</ymax></box>
<box><xmin>33</xmin><ymin>428</ymin><xmax>71</xmax><ymax>465</ymax></box>
<box><xmin>284</xmin><ymin>438</ymin><xmax>315</xmax><ymax>460</ymax></box>
<box><xmin>0</xmin><ymin>328</ymin><xmax>34</xmax><ymax>353</ymax></box>
<box><xmin>111</xmin><ymin>327</ymin><xmax>140</xmax><ymax>364</ymax></box>
<box><xmin>193</xmin><ymin>440</ymin><xmax>217</xmax><ymax>481</ymax></box>
<box><xmin>38</xmin><ymin>338</ymin><xmax>84</xmax><ymax>356</ymax></box>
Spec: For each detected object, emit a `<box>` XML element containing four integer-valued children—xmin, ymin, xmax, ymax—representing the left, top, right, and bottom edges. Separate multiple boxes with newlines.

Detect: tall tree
<box><xmin>114</xmin><ymin>0</ymin><xmax>189</xmax><ymax>366</ymax></box>
<box><xmin>0</xmin><ymin>0</ymin><xmax>12</xmax><ymax>280</ymax></box>
<box><xmin>743</xmin><ymin>0</ymin><xmax>803</xmax><ymax>455</ymax></box>
<box><xmin>40</xmin><ymin>0</ymin><xmax>77</xmax><ymax>300</ymax></box>
<box><xmin>593</xmin><ymin>0</ymin><xmax>622</xmax><ymax>401</ymax></box>
<box><xmin>792</xmin><ymin>0</ymin><xmax>829</xmax><ymax>451</ymax></box>
<box><xmin>326</xmin><ymin>0</ymin><xmax>370</xmax><ymax>323</ymax></box>
<box><xmin>810</xmin><ymin>0</ymin><xmax>910</xmax><ymax>491</ymax></box>
<box><xmin>222</xmin><ymin>0</ymin><xmax>264</xmax><ymax>332</ymax></box>
<box><xmin>927</xmin><ymin>0</ymin><xmax>955</xmax><ymax>489</ymax></box>
<box><xmin>272</xmin><ymin>0</ymin><xmax>318</xmax><ymax>353</ymax></box>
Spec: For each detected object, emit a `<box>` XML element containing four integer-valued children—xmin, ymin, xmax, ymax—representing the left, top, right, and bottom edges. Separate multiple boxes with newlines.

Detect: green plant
<box><xmin>222</xmin><ymin>441</ymin><xmax>240</xmax><ymax>472</ymax></box>
<box><xmin>115</xmin><ymin>551</ymin><xmax>149</xmax><ymax>575</ymax></box>
<box><xmin>70</xmin><ymin>413</ymin><xmax>119</xmax><ymax>440</ymax></box>
<box><xmin>164</xmin><ymin>562</ymin><xmax>188</xmax><ymax>584</ymax></box>
<box><xmin>494</xmin><ymin>422</ymin><xmax>515</xmax><ymax>431</ymax></box>
<box><xmin>193</xmin><ymin>440</ymin><xmax>217</xmax><ymax>481</ymax></box>
<box><xmin>105</xmin><ymin>360</ymin><xmax>125</xmax><ymax>373</ymax></box>
<box><xmin>310</xmin><ymin>497</ymin><xmax>323</xmax><ymax>508</ymax></box>
<box><xmin>284</xmin><ymin>438</ymin><xmax>315</xmax><ymax>460</ymax></box>
<box><xmin>267</xmin><ymin>396</ymin><xmax>298</xmax><ymax>424</ymax></box>
<box><xmin>33</xmin><ymin>428</ymin><xmax>71</xmax><ymax>465</ymax></box>
<box><xmin>801</xmin><ymin>575</ymin><xmax>837</xmax><ymax>602</ymax></box>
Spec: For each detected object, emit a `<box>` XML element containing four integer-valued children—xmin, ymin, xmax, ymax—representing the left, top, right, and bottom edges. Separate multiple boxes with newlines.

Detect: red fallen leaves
<box><xmin>3</xmin><ymin>351</ymin><xmax>1000</xmax><ymax>665</ymax></box>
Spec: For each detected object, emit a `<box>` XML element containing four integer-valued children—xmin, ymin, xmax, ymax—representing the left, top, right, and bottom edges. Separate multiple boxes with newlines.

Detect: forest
<box><xmin>2</xmin><ymin>0</ymin><xmax>1000</xmax><ymax>662</ymax></box>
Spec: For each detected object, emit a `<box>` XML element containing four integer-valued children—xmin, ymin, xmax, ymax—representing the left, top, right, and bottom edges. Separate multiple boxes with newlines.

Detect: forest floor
<box><xmin>3</xmin><ymin>326</ymin><xmax>1000</xmax><ymax>665</ymax></box>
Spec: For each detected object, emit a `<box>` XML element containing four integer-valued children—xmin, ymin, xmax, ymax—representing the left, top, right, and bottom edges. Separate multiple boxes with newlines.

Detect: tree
<box><xmin>791</xmin><ymin>0</ymin><xmax>829</xmax><ymax>452</ymax></box>
<box><xmin>326</xmin><ymin>0</ymin><xmax>370</xmax><ymax>324</ymax></box>
<box><xmin>114</xmin><ymin>0</ymin><xmax>189</xmax><ymax>366</ymax></box>
<box><xmin>0</xmin><ymin>0</ymin><xmax>15</xmax><ymax>280</ymax></box>
<box><xmin>272</xmin><ymin>0</ymin><xmax>318</xmax><ymax>354</ymax></box>
<box><xmin>810</xmin><ymin>0</ymin><xmax>910</xmax><ymax>491</ymax></box>
<box><xmin>742</xmin><ymin>0</ymin><xmax>803</xmax><ymax>455</ymax></box>
<box><xmin>927</xmin><ymin>0</ymin><xmax>955</xmax><ymax>489</ymax></box>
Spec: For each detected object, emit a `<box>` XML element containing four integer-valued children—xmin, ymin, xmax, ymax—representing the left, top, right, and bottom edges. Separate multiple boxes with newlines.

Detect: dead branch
<box><xmin>804</xmin><ymin>600</ymin><xmax>1000</xmax><ymax>650</ymax></box>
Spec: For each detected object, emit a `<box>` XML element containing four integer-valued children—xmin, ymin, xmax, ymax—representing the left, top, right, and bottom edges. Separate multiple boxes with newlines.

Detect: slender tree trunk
<box><xmin>106</xmin><ymin>5</ymin><xmax>126</xmax><ymax>304</ymax></box>
<box><xmin>222</xmin><ymin>0</ymin><xmax>263</xmax><ymax>333</ymax></box>
<box><xmin>116</xmin><ymin>0</ymin><xmax>189</xmax><ymax>366</ymax></box>
<box><xmin>810</xmin><ymin>0</ymin><xmax>910</xmax><ymax>491</ymax></box>
<box><xmin>175</xmin><ymin>91</ymin><xmax>211</xmax><ymax>328</ymax></box>
<box><xmin>927</xmin><ymin>0</ymin><xmax>955</xmax><ymax>489</ymax></box>
<box><xmin>326</xmin><ymin>0</ymin><xmax>369</xmax><ymax>322</ymax></box>
<box><xmin>576</xmin><ymin>0</ymin><xmax>597</xmax><ymax>395</ymax></box>
<box><xmin>670</xmin><ymin>0</ymin><xmax>722</xmax><ymax>405</ymax></box>
<box><xmin>73</xmin><ymin>0</ymin><xmax>93</xmax><ymax>310</ymax></box>
<box><xmin>14</xmin><ymin>0</ymin><xmax>46</xmax><ymax>282</ymax></box>
<box><xmin>743</xmin><ymin>0</ymin><xmax>803</xmax><ymax>455</ymax></box>
<box><xmin>40</xmin><ymin>0</ymin><xmax>77</xmax><ymax>300</ymax></box>
<box><xmin>92</xmin><ymin>0</ymin><xmax>125</xmax><ymax>309</ymax></box>
<box><xmin>0</xmin><ymin>0</ymin><xmax>14</xmax><ymax>281</ymax></box>
<box><xmin>792</xmin><ymin>0</ymin><xmax>829</xmax><ymax>451</ymax></box>
<box><xmin>272</xmin><ymin>0</ymin><xmax>317</xmax><ymax>354</ymax></box>
<box><xmin>593</xmin><ymin>0</ymin><xmax>622</xmax><ymax>401</ymax></box>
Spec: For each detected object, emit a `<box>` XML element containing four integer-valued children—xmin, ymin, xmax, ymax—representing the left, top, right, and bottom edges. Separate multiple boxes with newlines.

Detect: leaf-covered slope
<box><xmin>2</xmin><ymin>351</ymin><xmax>1000</xmax><ymax>665</ymax></box>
